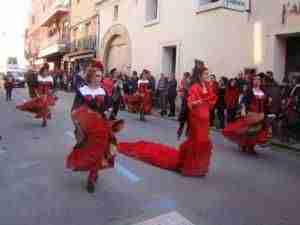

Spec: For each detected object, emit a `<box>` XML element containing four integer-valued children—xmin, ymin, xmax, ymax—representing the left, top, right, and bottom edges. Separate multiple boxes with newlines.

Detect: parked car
<box><xmin>6</xmin><ymin>71</ymin><xmax>25</xmax><ymax>88</ymax></box>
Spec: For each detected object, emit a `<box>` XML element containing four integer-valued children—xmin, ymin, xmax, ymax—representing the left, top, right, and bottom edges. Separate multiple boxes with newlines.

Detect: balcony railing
<box><xmin>70</xmin><ymin>36</ymin><xmax>97</xmax><ymax>53</ymax></box>
<box><xmin>40</xmin><ymin>32</ymin><xmax>70</xmax><ymax>50</ymax></box>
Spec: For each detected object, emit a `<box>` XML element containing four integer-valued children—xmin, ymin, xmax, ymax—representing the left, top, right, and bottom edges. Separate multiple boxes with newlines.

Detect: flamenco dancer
<box><xmin>222</xmin><ymin>75</ymin><xmax>272</xmax><ymax>154</ymax></box>
<box><xmin>137</xmin><ymin>71</ymin><xmax>152</xmax><ymax>121</ymax></box>
<box><xmin>17</xmin><ymin>63</ymin><xmax>56</xmax><ymax>127</ymax></box>
<box><xmin>118</xmin><ymin>67</ymin><xmax>217</xmax><ymax>177</ymax></box>
<box><xmin>67</xmin><ymin>68</ymin><xmax>124</xmax><ymax>193</ymax></box>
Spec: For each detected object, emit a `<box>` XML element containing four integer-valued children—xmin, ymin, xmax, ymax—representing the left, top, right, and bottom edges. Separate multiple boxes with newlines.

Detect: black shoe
<box><xmin>86</xmin><ymin>181</ymin><xmax>95</xmax><ymax>193</ymax></box>
<box><xmin>42</xmin><ymin>120</ymin><xmax>47</xmax><ymax>127</ymax></box>
<box><xmin>168</xmin><ymin>114</ymin><xmax>175</xmax><ymax>117</ymax></box>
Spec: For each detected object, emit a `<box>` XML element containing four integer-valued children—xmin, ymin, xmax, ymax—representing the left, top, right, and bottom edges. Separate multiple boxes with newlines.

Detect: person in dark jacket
<box><xmin>4</xmin><ymin>73</ymin><xmax>14</xmax><ymax>101</ymax></box>
<box><xmin>25</xmin><ymin>69</ymin><xmax>38</xmax><ymax>98</ymax></box>
<box><xmin>209</xmin><ymin>74</ymin><xmax>219</xmax><ymax>126</ymax></box>
<box><xmin>110</xmin><ymin>73</ymin><xmax>124</xmax><ymax>120</ymax></box>
<box><xmin>225</xmin><ymin>79</ymin><xmax>240</xmax><ymax>123</ymax></box>
<box><xmin>216</xmin><ymin>77</ymin><xmax>228</xmax><ymax>129</ymax></box>
<box><xmin>167</xmin><ymin>74</ymin><xmax>177</xmax><ymax>117</ymax></box>
<box><xmin>157</xmin><ymin>73</ymin><xmax>169</xmax><ymax>116</ymax></box>
<box><xmin>127</xmin><ymin>71</ymin><xmax>138</xmax><ymax>95</ymax></box>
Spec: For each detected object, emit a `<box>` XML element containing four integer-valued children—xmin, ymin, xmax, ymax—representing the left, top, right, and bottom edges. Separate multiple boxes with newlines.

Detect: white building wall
<box><xmin>96</xmin><ymin>0</ymin><xmax>300</xmax><ymax>81</ymax></box>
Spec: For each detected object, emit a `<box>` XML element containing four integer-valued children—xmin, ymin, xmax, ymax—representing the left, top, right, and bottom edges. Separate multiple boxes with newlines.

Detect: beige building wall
<box><xmin>96</xmin><ymin>0</ymin><xmax>300</xmax><ymax>82</ymax></box>
<box><xmin>71</xmin><ymin>0</ymin><xmax>98</xmax><ymax>40</ymax></box>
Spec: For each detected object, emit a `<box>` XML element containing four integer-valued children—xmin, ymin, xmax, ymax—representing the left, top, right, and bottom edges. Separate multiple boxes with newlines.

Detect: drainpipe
<box><xmin>96</xmin><ymin>13</ymin><xmax>100</xmax><ymax>59</ymax></box>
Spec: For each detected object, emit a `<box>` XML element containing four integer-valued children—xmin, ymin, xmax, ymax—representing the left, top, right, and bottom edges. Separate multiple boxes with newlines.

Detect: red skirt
<box><xmin>16</xmin><ymin>95</ymin><xmax>57</xmax><ymax>119</ymax></box>
<box><xmin>124</xmin><ymin>93</ymin><xmax>152</xmax><ymax>114</ymax></box>
<box><xmin>178</xmin><ymin>139</ymin><xmax>212</xmax><ymax>176</ymax></box>
<box><xmin>118</xmin><ymin>140</ymin><xmax>212</xmax><ymax>176</ymax></box>
<box><xmin>66</xmin><ymin>106</ymin><xmax>114</xmax><ymax>172</ymax></box>
<box><xmin>124</xmin><ymin>94</ymin><xmax>141</xmax><ymax>113</ymax></box>
<box><xmin>118</xmin><ymin>141</ymin><xmax>179</xmax><ymax>170</ymax></box>
<box><xmin>223</xmin><ymin>115</ymin><xmax>270</xmax><ymax>148</ymax></box>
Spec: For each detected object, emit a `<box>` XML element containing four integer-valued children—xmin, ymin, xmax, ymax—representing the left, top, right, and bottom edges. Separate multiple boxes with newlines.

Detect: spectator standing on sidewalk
<box><xmin>127</xmin><ymin>71</ymin><xmax>139</xmax><ymax>95</ymax></box>
<box><xmin>209</xmin><ymin>74</ymin><xmax>219</xmax><ymax>126</ymax></box>
<box><xmin>102</xmin><ymin>69</ymin><xmax>116</xmax><ymax>110</ymax></box>
<box><xmin>157</xmin><ymin>73</ymin><xmax>169</xmax><ymax>116</ymax></box>
<box><xmin>167</xmin><ymin>74</ymin><xmax>178</xmax><ymax>117</ymax></box>
<box><xmin>25</xmin><ymin>68</ymin><xmax>38</xmax><ymax>98</ymax></box>
<box><xmin>225</xmin><ymin>78</ymin><xmax>240</xmax><ymax>123</ymax></box>
<box><xmin>110</xmin><ymin>73</ymin><xmax>124</xmax><ymax>120</ymax></box>
<box><xmin>216</xmin><ymin>77</ymin><xmax>228</xmax><ymax>129</ymax></box>
<box><xmin>4</xmin><ymin>73</ymin><xmax>14</xmax><ymax>101</ymax></box>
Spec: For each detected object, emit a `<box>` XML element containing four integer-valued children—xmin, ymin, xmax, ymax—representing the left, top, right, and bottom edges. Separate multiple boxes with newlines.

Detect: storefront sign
<box><xmin>282</xmin><ymin>0</ymin><xmax>300</xmax><ymax>25</ymax></box>
<box><xmin>224</xmin><ymin>0</ymin><xmax>250</xmax><ymax>11</ymax></box>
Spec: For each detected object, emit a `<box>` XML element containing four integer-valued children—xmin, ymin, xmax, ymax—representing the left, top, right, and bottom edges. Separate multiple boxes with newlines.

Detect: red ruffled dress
<box><xmin>66</xmin><ymin>86</ymin><xmax>114</xmax><ymax>185</ymax></box>
<box><xmin>178</xmin><ymin>82</ymin><xmax>217</xmax><ymax>176</ymax></box>
<box><xmin>16</xmin><ymin>75</ymin><xmax>57</xmax><ymax>125</ymax></box>
<box><xmin>118</xmin><ymin>82</ymin><xmax>217</xmax><ymax>177</ymax></box>
<box><xmin>124</xmin><ymin>79</ymin><xmax>152</xmax><ymax>115</ymax></box>
<box><xmin>223</xmin><ymin>88</ymin><xmax>271</xmax><ymax>153</ymax></box>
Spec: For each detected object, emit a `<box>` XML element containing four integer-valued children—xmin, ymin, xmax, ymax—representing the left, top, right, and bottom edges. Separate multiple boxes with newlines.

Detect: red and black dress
<box><xmin>118</xmin><ymin>81</ymin><xmax>217</xmax><ymax>177</ymax></box>
<box><xmin>16</xmin><ymin>75</ymin><xmax>56</xmax><ymax>127</ymax></box>
<box><xmin>66</xmin><ymin>85</ymin><xmax>116</xmax><ymax>193</ymax></box>
<box><xmin>223</xmin><ymin>88</ymin><xmax>271</xmax><ymax>154</ymax></box>
<box><xmin>124</xmin><ymin>79</ymin><xmax>152</xmax><ymax>120</ymax></box>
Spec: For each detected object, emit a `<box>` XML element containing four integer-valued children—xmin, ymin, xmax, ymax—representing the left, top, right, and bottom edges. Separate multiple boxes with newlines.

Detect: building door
<box><xmin>106</xmin><ymin>35</ymin><xmax>130</xmax><ymax>73</ymax></box>
<box><xmin>162</xmin><ymin>46</ymin><xmax>177</xmax><ymax>75</ymax></box>
<box><xmin>286</xmin><ymin>36</ymin><xmax>300</xmax><ymax>80</ymax></box>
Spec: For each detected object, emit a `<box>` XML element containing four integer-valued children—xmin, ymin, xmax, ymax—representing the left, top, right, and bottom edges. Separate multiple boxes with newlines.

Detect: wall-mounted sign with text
<box><xmin>224</xmin><ymin>0</ymin><xmax>250</xmax><ymax>12</ymax></box>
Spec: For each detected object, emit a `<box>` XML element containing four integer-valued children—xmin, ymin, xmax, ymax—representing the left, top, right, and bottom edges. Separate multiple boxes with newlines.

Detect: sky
<box><xmin>0</xmin><ymin>0</ymin><xmax>30</xmax><ymax>69</ymax></box>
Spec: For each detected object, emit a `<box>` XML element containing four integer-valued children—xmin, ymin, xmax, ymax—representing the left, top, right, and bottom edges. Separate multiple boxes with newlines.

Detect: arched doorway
<box><xmin>101</xmin><ymin>24</ymin><xmax>132</xmax><ymax>74</ymax></box>
<box><xmin>106</xmin><ymin>35</ymin><xmax>130</xmax><ymax>73</ymax></box>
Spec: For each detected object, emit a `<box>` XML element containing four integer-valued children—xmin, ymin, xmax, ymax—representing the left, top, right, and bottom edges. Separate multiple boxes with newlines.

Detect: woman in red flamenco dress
<box><xmin>67</xmin><ymin>68</ymin><xmax>124</xmax><ymax>193</ymax></box>
<box><xmin>16</xmin><ymin>64</ymin><xmax>57</xmax><ymax>127</ymax></box>
<box><xmin>222</xmin><ymin>75</ymin><xmax>272</xmax><ymax>154</ymax></box>
<box><xmin>137</xmin><ymin>73</ymin><xmax>152</xmax><ymax>121</ymax></box>
<box><xmin>118</xmin><ymin>67</ymin><xmax>217</xmax><ymax>177</ymax></box>
<box><xmin>124</xmin><ymin>72</ymin><xmax>152</xmax><ymax>121</ymax></box>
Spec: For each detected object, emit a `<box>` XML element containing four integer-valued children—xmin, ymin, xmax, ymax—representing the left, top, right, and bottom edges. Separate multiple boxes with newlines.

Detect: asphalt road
<box><xmin>0</xmin><ymin>87</ymin><xmax>300</xmax><ymax>225</ymax></box>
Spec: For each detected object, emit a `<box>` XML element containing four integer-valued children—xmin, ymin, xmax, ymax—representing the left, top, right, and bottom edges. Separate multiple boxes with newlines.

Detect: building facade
<box><xmin>25</xmin><ymin>0</ymin><xmax>71</xmax><ymax>70</ymax></box>
<box><xmin>64</xmin><ymin>0</ymin><xmax>99</xmax><ymax>72</ymax></box>
<box><xmin>95</xmin><ymin>0</ymin><xmax>300</xmax><ymax>82</ymax></box>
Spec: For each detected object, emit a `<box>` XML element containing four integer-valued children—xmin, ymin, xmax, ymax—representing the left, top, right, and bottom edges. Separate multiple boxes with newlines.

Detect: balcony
<box><xmin>41</xmin><ymin>0</ymin><xmax>70</xmax><ymax>27</ymax></box>
<box><xmin>70</xmin><ymin>36</ymin><xmax>97</xmax><ymax>53</ymax></box>
<box><xmin>39</xmin><ymin>32</ymin><xmax>70</xmax><ymax>58</ymax></box>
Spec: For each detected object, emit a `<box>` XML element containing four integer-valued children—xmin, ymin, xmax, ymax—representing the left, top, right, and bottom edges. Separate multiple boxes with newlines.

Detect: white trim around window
<box><xmin>194</xmin><ymin>0</ymin><xmax>225</xmax><ymax>13</ymax></box>
<box><xmin>144</xmin><ymin>0</ymin><xmax>160</xmax><ymax>27</ymax></box>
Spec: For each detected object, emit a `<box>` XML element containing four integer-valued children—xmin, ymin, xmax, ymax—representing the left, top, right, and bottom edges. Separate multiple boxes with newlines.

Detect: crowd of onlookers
<box><xmin>22</xmin><ymin>61</ymin><xmax>300</xmax><ymax>143</ymax></box>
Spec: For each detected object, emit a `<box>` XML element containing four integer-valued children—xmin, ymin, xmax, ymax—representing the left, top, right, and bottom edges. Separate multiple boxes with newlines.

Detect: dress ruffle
<box><xmin>16</xmin><ymin>95</ymin><xmax>57</xmax><ymax>119</ymax></box>
<box><xmin>223</xmin><ymin>114</ymin><xmax>270</xmax><ymax>147</ymax></box>
<box><xmin>66</xmin><ymin>106</ymin><xmax>114</xmax><ymax>172</ymax></box>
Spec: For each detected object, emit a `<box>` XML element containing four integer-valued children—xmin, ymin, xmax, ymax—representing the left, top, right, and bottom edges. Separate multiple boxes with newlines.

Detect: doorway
<box><xmin>162</xmin><ymin>46</ymin><xmax>177</xmax><ymax>75</ymax></box>
<box><xmin>286</xmin><ymin>36</ymin><xmax>300</xmax><ymax>80</ymax></box>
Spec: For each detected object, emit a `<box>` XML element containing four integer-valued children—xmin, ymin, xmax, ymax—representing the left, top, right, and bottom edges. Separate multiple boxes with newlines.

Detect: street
<box><xmin>0</xmin><ymin>88</ymin><xmax>300</xmax><ymax>225</ymax></box>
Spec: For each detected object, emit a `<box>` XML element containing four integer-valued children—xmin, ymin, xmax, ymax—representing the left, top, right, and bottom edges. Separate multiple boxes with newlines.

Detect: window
<box><xmin>32</xmin><ymin>15</ymin><xmax>35</xmax><ymax>25</ymax></box>
<box><xmin>145</xmin><ymin>0</ymin><xmax>159</xmax><ymax>25</ymax></box>
<box><xmin>114</xmin><ymin>5</ymin><xmax>119</xmax><ymax>20</ymax></box>
<box><xmin>85</xmin><ymin>22</ymin><xmax>90</xmax><ymax>36</ymax></box>
<box><xmin>193</xmin><ymin>0</ymin><xmax>223</xmax><ymax>12</ymax></box>
<box><xmin>194</xmin><ymin>0</ymin><xmax>249</xmax><ymax>13</ymax></box>
<box><xmin>199</xmin><ymin>0</ymin><xmax>220</xmax><ymax>6</ymax></box>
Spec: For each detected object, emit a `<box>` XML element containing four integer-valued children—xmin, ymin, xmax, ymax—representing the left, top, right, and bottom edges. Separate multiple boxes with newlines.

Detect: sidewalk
<box><xmin>147</xmin><ymin>109</ymin><xmax>300</xmax><ymax>152</ymax></box>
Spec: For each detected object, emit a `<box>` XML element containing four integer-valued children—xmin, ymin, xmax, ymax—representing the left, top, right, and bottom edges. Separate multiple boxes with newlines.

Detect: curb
<box><xmin>209</xmin><ymin>127</ymin><xmax>300</xmax><ymax>152</ymax></box>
